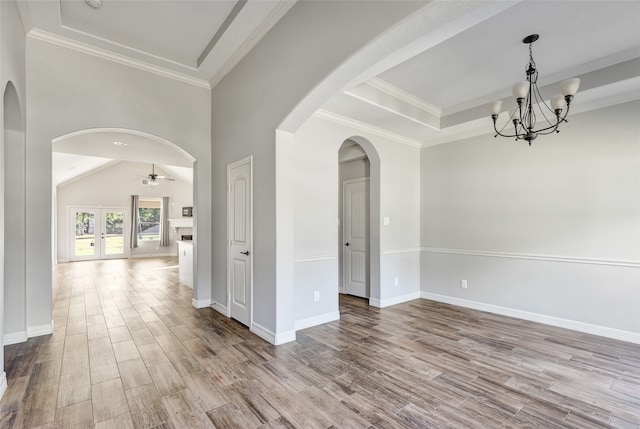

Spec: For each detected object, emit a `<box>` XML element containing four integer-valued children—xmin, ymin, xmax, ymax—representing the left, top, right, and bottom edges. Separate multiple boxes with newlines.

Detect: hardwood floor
<box><xmin>2</xmin><ymin>257</ymin><xmax>639</xmax><ymax>428</ymax></box>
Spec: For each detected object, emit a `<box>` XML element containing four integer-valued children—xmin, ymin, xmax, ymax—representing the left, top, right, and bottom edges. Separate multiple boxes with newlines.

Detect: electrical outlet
<box><xmin>314</xmin><ymin>291</ymin><xmax>320</xmax><ymax>302</ymax></box>
<box><xmin>394</xmin><ymin>277</ymin><xmax>399</xmax><ymax>286</ymax></box>
<box><xmin>461</xmin><ymin>279</ymin><xmax>468</xmax><ymax>289</ymax></box>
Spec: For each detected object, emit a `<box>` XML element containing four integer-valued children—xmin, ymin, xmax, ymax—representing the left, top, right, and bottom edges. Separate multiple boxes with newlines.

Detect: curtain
<box><xmin>130</xmin><ymin>195</ymin><xmax>139</xmax><ymax>249</ymax></box>
<box><xmin>160</xmin><ymin>196</ymin><xmax>170</xmax><ymax>248</ymax></box>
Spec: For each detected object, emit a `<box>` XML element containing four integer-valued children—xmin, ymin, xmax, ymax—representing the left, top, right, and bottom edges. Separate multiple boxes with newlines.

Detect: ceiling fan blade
<box><xmin>155</xmin><ymin>176</ymin><xmax>175</xmax><ymax>181</ymax></box>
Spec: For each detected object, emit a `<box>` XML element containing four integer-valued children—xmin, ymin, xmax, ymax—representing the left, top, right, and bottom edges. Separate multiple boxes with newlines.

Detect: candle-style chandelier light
<box><xmin>490</xmin><ymin>34</ymin><xmax>581</xmax><ymax>145</ymax></box>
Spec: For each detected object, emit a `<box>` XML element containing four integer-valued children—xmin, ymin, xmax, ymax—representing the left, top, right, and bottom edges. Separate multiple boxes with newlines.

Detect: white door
<box><xmin>70</xmin><ymin>207</ymin><xmax>127</xmax><ymax>261</ymax></box>
<box><xmin>227</xmin><ymin>157</ymin><xmax>252</xmax><ymax>327</ymax></box>
<box><xmin>343</xmin><ymin>178</ymin><xmax>369</xmax><ymax>298</ymax></box>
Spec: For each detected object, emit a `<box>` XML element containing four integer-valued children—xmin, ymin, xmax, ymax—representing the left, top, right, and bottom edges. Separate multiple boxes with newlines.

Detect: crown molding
<box><xmin>313</xmin><ymin>109</ymin><xmax>422</xmax><ymax>148</ymax></box>
<box><xmin>28</xmin><ymin>29</ymin><xmax>211</xmax><ymax>90</ymax></box>
<box><xmin>367</xmin><ymin>78</ymin><xmax>441</xmax><ymax>117</ymax></box>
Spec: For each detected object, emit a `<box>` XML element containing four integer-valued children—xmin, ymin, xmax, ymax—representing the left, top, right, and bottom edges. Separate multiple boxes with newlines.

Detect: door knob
<box><xmin>240</xmin><ymin>251</ymin><xmax>250</xmax><ymax>256</ymax></box>
<box><xmin>345</xmin><ymin>242</ymin><xmax>350</xmax><ymax>246</ymax></box>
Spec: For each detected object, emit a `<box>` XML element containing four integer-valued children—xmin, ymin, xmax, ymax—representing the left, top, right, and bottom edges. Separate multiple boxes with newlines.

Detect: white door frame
<box><xmin>342</xmin><ymin>177</ymin><xmax>370</xmax><ymax>298</ymax></box>
<box><xmin>69</xmin><ymin>206</ymin><xmax>130</xmax><ymax>261</ymax></box>
<box><xmin>226</xmin><ymin>156</ymin><xmax>253</xmax><ymax>327</ymax></box>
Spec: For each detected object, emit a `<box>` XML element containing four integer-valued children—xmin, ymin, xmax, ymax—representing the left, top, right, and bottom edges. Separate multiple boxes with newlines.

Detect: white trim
<box><xmin>314</xmin><ymin>109</ymin><xmax>422</xmax><ymax>148</ymax></box>
<box><xmin>28</xmin><ymin>29</ymin><xmax>211</xmax><ymax>89</ymax></box>
<box><xmin>369</xmin><ymin>291</ymin><xmax>421</xmax><ymax>308</ymax></box>
<box><xmin>0</xmin><ymin>372</ymin><xmax>7</xmax><ymax>401</ymax></box>
<box><xmin>130</xmin><ymin>253</ymin><xmax>174</xmax><ymax>259</ymax></box>
<box><xmin>3</xmin><ymin>331</ymin><xmax>28</xmax><ymax>346</ymax></box>
<box><xmin>367</xmin><ymin>78</ymin><xmax>442</xmax><ymax>116</ymax></box>
<box><xmin>250</xmin><ymin>322</ymin><xmax>296</xmax><ymax>346</ymax></box>
<box><xmin>227</xmin><ymin>156</ymin><xmax>254</xmax><ymax>329</ymax></box>
<box><xmin>294</xmin><ymin>255</ymin><xmax>336</xmax><ymax>263</ymax></box>
<box><xmin>381</xmin><ymin>247</ymin><xmax>422</xmax><ymax>255</ymax></box>
<box><xmin>57</xmin><ymin>259</ymin><xmax>70</xmax><ymax>264</ymax></box>
<box><xmin>294</xmin><ymin>311</ymin><xmax>340</xmax><ymax>331</ymax></box>
<box><xmin>210</xmin><ymin>300</ymin><xmax>229</xmax><ymax>317</ymax></box>
<box><xmin>191</xmin><ymin>298</ymin><xmax>211</xmax><ymax>309</ymax></box>
<box><xmin>27</xmin><ymin>320</ymin><xmax>54</xmax><ymax>338</ymax></box>
<box><xmin>421</xmin><ymin>247</ymin><xmax>640</xmax><ymax>268</ymax></box>
<box><xmin>422</xmin><ymin>292</ymin><xmax>640</xmax><ymax>345</ymax></box>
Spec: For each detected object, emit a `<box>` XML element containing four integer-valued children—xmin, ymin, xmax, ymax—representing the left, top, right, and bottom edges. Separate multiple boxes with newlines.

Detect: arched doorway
<box><xmin>338</xmin><ymin>137</ymin><xmax>381</xmax><ymax>305</ymax></box>
<box><xmin>51</xmin><ymin>128</ymin><xmax>201</xmax><ymax>298</ymax></box>
<box><xmin>3</xmin><ymin>82</ymin><xmax>27</xmax><ymax>346</ymax></box>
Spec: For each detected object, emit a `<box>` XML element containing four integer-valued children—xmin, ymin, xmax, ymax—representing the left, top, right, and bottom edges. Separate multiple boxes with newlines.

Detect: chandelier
<box><xmin>490</xmin><ymin>34</ymin><xmax>580</xmax><ymax>145</ymax></box>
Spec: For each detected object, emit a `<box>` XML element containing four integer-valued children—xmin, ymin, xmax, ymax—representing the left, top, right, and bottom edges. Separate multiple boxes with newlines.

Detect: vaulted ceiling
<box><xmin>17</xmin><ymin>0</ymin><xmax>639</xmax><ymax>183</ymax></box>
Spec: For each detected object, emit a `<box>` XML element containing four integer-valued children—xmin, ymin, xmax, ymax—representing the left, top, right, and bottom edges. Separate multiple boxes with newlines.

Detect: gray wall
<box><xmin>1</xmin><ymin>0</ymin><xmax>27</xmax><ymax>386</ymax></box>
<box><xmin>25</xmin><ymin>38</ymin><xmax>211</xmax><ymax>316</ymax></box>
<box><xmin>211</xmin><ymin>1</ymin><xmax>426</xmax><ymax>337</ymax></box>
<box><xmin>421</xmin><ymin>101</ymin><xmax>640</xmax><ymax>335</ymax></box>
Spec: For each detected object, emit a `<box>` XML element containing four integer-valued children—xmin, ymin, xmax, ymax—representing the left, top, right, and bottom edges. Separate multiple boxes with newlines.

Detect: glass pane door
<box><xmin>73</xmin><ymin>210</ymin><xmax>97</xmax><ymax>259</ymax></box>
<box><xmin>70</xmin><ymin>207</ymin><xmax>128</xmax><ymax>261</ymax></box>
<box><xmin>102</xmin><ymin>210</ymin><xmax>126</xmax><ymax>258</ymax></box>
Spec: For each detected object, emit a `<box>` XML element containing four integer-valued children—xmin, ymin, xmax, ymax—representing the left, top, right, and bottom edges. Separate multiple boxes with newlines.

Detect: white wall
<box><xmin>26</xmin><ymin>39</ymin><xmax>212</xmax><ymax>318</ymax></box>
<box><xmin>292</xmin><ymin>114</ymin><xmax>421</xmax><ymax>328</ymax></box>
<box><xmin>421</xmin><ymin>101</ymin><xmax>640</xmax><ymax>340</ymax></box>
<box><xmin>56</xmin><ymin>161</ymin><xmax>193</xmax><ymax>262</ymax></box>
<box><xmin>0</xmin><ymin>0</ymin><xmax>27</xmax><ymax>396</ymax></box>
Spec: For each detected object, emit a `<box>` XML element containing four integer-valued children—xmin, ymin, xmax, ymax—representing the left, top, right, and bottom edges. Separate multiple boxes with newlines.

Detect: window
<box><xmin>137</xmin><ymin>198</ymin><xmax>162</xmax><ymax>241</ymax></box>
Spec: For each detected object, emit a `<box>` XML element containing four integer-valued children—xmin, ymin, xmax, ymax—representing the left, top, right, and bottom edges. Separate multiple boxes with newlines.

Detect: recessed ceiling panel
<box><xmin>60</xmin><ymin>0</ymin><xmax>238</xmax><ymax>67</ymax></box>
<box><xmin>378</xmin><ymin>1</ymin><xmax>640</xmax><ymax>111</ymax></box>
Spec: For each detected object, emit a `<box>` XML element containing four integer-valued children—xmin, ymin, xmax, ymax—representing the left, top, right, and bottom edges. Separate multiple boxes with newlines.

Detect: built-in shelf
<box><xmin>168</xmin><ymin>218</ymin><xmax>193</xmax><ymax>228</ymax></box>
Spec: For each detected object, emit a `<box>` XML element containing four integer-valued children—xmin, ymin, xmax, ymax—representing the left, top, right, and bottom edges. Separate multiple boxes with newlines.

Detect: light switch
<box><xmin>383</xmin><ymin>217</ymin><xmax>390</xmax><ymax>226</ymax></box>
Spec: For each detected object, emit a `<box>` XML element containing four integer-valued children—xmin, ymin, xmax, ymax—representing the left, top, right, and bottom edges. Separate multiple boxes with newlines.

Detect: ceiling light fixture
<box><xmin>85</xmin><ymin>0</ymin><xmax>103</xmax><ymax>9</ymax></box>
<box><xmin>490</xmin><ymin>34</ymin><xmax>580</xmax><ymax>146</ymax></box>
<box><xmin>113</xmin><ymin>141</ymin><xmax>127</xmax><ymax>146</ymax></box>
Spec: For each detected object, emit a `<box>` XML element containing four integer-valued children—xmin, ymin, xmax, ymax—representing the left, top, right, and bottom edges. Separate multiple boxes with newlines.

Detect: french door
<box><xmin>70</xmin><ymin>207</ymin><xmax>128</xmax><ymax>261</ymax></box>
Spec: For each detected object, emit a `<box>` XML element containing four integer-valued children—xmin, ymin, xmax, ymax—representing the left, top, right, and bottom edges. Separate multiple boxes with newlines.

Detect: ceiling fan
<box><xmin>139</xmin><ymin>164</ymin><xmax>175</xmax><ymax>186</ymax></box>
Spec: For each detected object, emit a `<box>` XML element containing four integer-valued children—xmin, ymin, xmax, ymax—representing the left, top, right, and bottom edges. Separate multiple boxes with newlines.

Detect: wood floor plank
<box><xmin>148</xmin><ymin>362</ymin><xmax>187</xmax><ymax>396</ymax></box>
<box><xmin>118</xmin><ymin>358</ymin><xmax>153</xmax><ymax>390</ymax></box>
<box><xmin>91</xmin><ymin>378</ymin><xmax>130</xmax><ymax>424</ymax></box>
<box><xmin>54</xmin><ymin>399</ymin><xmax>94</xmax><ymax>429</ymax></box>
<box><xmin>3</xmin><ymin>257</ymin><xmax>639</xmax><ymax>429</ymax></box>
<box><xmin>125</xmin><ymin>383</ymin><xmax>170</xmax><ymax>429</ymax></box>
<box><xmin>58</xmin><ymin>370</ymin><xmax>91</xmax><ymax>408</ymax></box>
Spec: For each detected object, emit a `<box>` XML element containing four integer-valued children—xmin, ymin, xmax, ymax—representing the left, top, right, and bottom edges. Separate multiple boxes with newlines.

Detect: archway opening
<box><xmin>338</xmin><ymin>137</ymin><xmax>381</xmax><ymax>305</ymax></box>
<box><xmin>51</xmin><ymin>128</ymin><xmax>198</xmax><ymax>293</ymax></box>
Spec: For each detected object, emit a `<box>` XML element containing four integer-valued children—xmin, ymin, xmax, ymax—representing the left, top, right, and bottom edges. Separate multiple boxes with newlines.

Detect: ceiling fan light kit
<box><xmin>141</xmin><ymin>164</ymin><xmax>175</xmax><ymax>186</ymax></box>
<box><xmin>490</xmin><ymin>34</ymin><xmax>580</xmax><ymax>146</ymax></box>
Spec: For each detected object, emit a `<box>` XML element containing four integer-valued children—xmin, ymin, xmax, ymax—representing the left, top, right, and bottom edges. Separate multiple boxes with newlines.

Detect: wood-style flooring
<box><xmin>1</xmin><ymin>257</ymin><xmax>639</xmax><ymax>428</ymax></box>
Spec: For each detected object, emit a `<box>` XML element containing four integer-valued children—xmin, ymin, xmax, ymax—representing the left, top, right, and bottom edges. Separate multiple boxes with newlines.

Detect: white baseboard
<box><xmin>295</xmin><ymin>311</ymin><xmax>340</xmax><ymax>331</ymax></box>
<box><xmin>210</xmin><ymin>300</ymin><xmax>229</xmax><ymax>317</ymax></box>
<box><xmin>191</xmin><ymin>298</ymin><xmax>211</xmax><ymax>309</ymax></box>
<box><xmin>3</xmin><ymin>331</ymin><xmax>28</xmax><ymax>346</ymax></box>
<box><xmin>422</xmin><ymin>292</ymin><xmax>640</xmax><ymax>345</ymax></box>
<box><xmin>57</xmin><ymin>259</ymin><xmax>70</xmax><ymax>263</ymax></box>
<box><xmin>27</xmin><ymin>320</ymin><xmax>54</xmax><ymax>338</ymax></box>
<box><xmin>251</xmin><ymin>322</ymin><xmax>296</xmax><ymax>345</ymax></box>
<box><xmin>0</xmin><ymin>372</ymin><xmax>6</xmax><ymax>400</ymax></box>
<box><xmin>130</xmin><ymin>253</ymin><xmax>174</xmax><ymax>259</ymax></box>
<box><xmin>369</xmin><ymin>291</ymin><xmax>421</xmax><ymax>308</ymax></box>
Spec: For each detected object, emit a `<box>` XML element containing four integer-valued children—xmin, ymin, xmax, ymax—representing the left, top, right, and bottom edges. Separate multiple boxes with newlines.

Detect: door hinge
<box><xmin>228</xmin><ymin>185</ymin><xmax>232</xmax><ymax>193</ymax></box>
<box><xmin>228</xmin><ymin>240</ymin><xmax>232</xmax><ymax>248</ymax></box>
